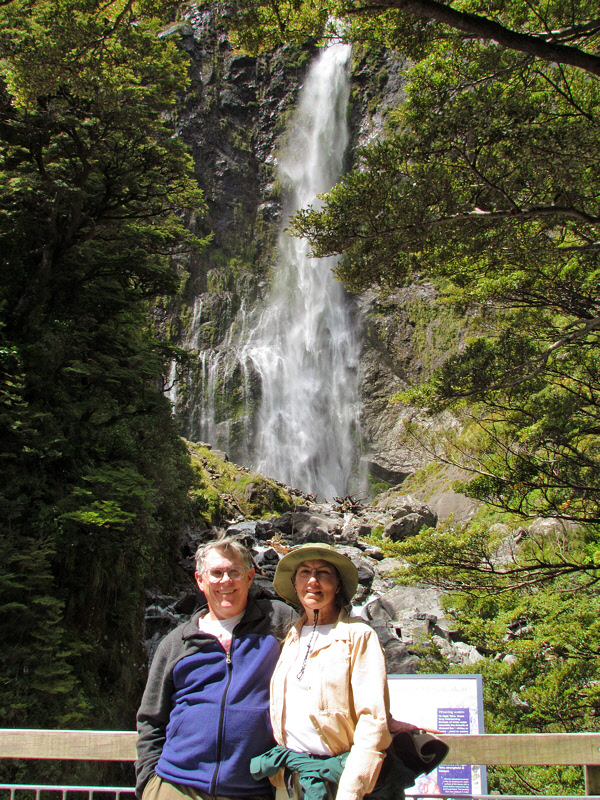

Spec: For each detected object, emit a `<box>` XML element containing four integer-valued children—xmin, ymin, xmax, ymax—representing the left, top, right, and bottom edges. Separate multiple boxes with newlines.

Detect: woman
<box><xmin>257</xmin><ymin>543</ymin><xmax>393</xmax><ymax>800</ymax></box>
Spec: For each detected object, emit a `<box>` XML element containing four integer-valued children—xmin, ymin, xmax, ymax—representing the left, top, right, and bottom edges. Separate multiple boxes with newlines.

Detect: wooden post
<box><xmin>585</xmin><ymin>764</ymin><xmax>600</xmax><ymax>795</ymax></box>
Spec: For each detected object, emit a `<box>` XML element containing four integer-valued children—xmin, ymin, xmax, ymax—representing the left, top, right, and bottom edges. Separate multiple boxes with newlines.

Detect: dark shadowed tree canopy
<box><xmin>0</xmin><ymin>0</ymin><xmax>206</xmax><ymax>733</ymax></box>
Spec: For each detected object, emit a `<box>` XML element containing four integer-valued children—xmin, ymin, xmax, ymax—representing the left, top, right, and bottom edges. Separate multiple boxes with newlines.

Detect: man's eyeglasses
<box><xmin>204</xmin><ymin>567</ymin><xmax>247</xmax><ymax>582</ymax></box>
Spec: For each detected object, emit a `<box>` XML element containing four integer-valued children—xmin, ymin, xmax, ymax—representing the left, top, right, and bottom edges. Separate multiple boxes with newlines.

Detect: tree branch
<box><xmin>351</xmin><ymin>0</ymin><xmax>600</xmax><ymax>76</ymax></box>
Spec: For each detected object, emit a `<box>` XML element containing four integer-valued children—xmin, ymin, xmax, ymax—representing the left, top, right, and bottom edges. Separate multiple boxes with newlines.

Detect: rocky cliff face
<box><xmin>155</xmin><ymin>8</ymin><xmax>316</xmax><ymax>458</ymax></box>
<box><xmin>159</xmin><ymin>12</ymin><xmax>469</xmax><ymax>499</ymax></box>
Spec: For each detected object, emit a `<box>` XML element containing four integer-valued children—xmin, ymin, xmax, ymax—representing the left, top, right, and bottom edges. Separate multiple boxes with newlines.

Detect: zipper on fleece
<box><xmin>209</xmin><ymin>637</ymin><xmax>234</xmax><ymax>795</ymax></box>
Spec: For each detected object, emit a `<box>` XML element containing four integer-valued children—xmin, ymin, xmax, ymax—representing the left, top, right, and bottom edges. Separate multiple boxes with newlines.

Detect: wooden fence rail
<box><xmin>1</xmin><ymin>730</ymin><xmax>599</xmax><ymax>796</ymax></box>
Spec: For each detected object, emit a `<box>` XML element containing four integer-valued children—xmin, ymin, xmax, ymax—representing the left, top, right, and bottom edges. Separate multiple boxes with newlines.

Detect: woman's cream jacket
<box><xmin>269</xmin><ymin>609</ymin><xmax>392</xmax><ymax>800</ymax></box>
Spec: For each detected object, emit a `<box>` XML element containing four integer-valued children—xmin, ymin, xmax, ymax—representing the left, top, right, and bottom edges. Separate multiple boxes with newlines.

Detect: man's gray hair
<box><xmin>195</xmin><ymin>532</ymin><xmax>254</xmax><ymax>574</ymax></box>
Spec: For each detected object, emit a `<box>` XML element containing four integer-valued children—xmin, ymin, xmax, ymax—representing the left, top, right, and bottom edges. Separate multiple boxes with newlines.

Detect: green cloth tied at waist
<box><xmin>250</xmin><ymin>747</ymin><xmax>348</xmax><ymax>800</ymax></box>
<box><xmin>250</xmin><ymin>745</ymin><xmax>416</xmax><ymax>800</ymax></box>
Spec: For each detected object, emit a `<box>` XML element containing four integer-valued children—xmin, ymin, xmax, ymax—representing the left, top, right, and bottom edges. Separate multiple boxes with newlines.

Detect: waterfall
<box><xmin>243</xmin><ymin>43</ymin><xmax>361</xmax><ymax>500</ymax></box>
<box><xmin>173</xmin><ymin>43</ymin><xmax>363</xmax><ymax>499</ymax></box>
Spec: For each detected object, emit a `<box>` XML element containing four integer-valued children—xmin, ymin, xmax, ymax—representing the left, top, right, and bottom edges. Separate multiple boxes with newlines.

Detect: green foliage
<box><xmin>396</xmin><ymin>515</ymin><xmax>600</xmax><ymax>713</ymax></box>
<box><xmin>364</xmin><ymin>524</ymin><xmax>405</xmax><ymax>558</ymax></box>
<box><xmin>404</xmin><ymin>294</ymin><xmax>468</xmax><ymax>373</ymax></box>
<box><xmin>392</xmin><ymin>512</ymin><xmax>599</xmax><ymax>793</ymax></box>
<box><xmin>487</xmin><ymin>765</ymin><xmax>584</xmax><ymax>797</ymax></box>
<box><xmin>294</xmin><ymin>42</ymin><xmax>600</xmax><ymax>290</ymax></box>
<box><xmin>224</xmin><ymin>0</ymin><xmax>328</xmax><ymax>54</ymax></box>
<box><xmin>368</xmin><ymin>477</ymin><xmax>390</xmax><ymax>497</ymax></box>
<box><xmin>391</xmin><ymin>510</ymin><xmax>599</xmax><ymax>594</ymax></box>
<box><xmin>0</xmin><ymin>0</ymin><xmax>205</xmax><ymax>735</ymax></box>
<box><xmin>398</xmin><ymin>328</ymin><xmax>600</xmax><ymax>525</ymax></box>
<box><xmin>226</xmin><ymin>0</ymin><xmax>600</xmax><ymax>76</ymax></box>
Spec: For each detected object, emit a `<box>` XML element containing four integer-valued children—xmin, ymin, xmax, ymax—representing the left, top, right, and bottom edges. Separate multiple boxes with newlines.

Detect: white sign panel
<box><xmin>388</xmin><ymin>674</ymin><xmax>486</xmax><ymax>797</ymax></box>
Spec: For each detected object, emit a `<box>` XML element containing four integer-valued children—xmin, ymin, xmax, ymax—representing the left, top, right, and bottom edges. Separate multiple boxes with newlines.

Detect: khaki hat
<box><xmin>273</xmin><ymin>543</ymin><xmax>359</xmax><ymax>608</ymax></box>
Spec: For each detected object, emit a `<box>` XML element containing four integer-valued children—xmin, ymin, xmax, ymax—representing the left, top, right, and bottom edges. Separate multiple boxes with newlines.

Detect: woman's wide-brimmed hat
<box><xmin>273</xmin><ymin>542</ymin><xmax>359</xmax><ymax>608</ymax></box>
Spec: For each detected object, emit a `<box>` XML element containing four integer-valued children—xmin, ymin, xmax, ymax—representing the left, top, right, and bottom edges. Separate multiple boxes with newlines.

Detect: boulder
<box><xmin>528</xmin><ymin>517</ymin><xmax>573</xmax><ymax>538</ymax></box>
<box><xmin>148</xmin><ymin>493</ymin><xmax>491</xmax><ymax>671</ymax></box>
<box><xmin>269</xmin><ymin>510</ymin><xmax>342</xmax><ymax>543</ymax></box>
<box><xmin>452</xmin><ymin>641</ymin><xmax>484</xmax><ymax>665</ymax></box>
<box><xmin>338</xmin><ymin>515</ymin><xmax>372</xmax><ymax>545</ymax></box>
<box><xmin>357</xmin><ymin>542</ymin><xmax>385</xmax><ymax>560</ymax></box>
<box><xmin>362</xmin><ymin>459</ymin><xmax>412</xmax><ymax>488</ymax></box>
<box><xmin>366</xmin><ymin>616</ymin><xmax>420</xmax><ymax>674</ymax></box>
<box><xmin>365</xmin><ymin>584</ymin><xmax>444</xmax><ymax>624</ymax></box>
<box><xmin>384</xmin><ymin>512</ymin><xmax>430</xmax><ymax>541</ymax></box>
<box><xmin>227</xmin><ymin>520</ymin><xmax>258</xmax><ymax>536</ymax></box>
<box><xmin>371</xmin><ymin>557</ymin><xmax>407</xmax><ymax>595</ymax></box>
<box><xmin>252</xmin><ymin>546</ymin><xmax>281</xmax><ymax>582</ymax></box>
<box><xmin>255</xmin><ymin>519</ymin><xmax>275</xmax><ymax>539</ymax></box>
<box><xmin>371</xmin><ymin>492</ymin><xmax>437</xmax><ymax>541</ymax></box>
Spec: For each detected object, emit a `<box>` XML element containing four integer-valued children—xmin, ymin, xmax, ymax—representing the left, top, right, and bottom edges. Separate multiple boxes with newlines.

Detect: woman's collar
<box><xmin>292</xmin><ymin>606</ymin><xmax>353</xmax><ymax>639</ymax></box>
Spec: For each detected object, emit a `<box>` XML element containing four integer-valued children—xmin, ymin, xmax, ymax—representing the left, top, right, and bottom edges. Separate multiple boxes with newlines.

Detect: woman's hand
<box><xmin>388</xmin><ymin>718</ymin><xmax>443</xmax><ymax>735</ymax></box>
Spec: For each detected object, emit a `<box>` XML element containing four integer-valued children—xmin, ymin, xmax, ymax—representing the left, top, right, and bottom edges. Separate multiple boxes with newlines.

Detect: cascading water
<box><xmin>242</xmin><ymin>43</ymin><xmax>362</xmax><ymax>499</ymax></box>
<box><xmin>165</xmin><ymin>297</ymin><xmax>203</xmax><ymax>408</ymax></box>
<box><xmin>173</xmin><ymin>43</ymin><xmax>363</xmax><ymax>499</ymax></box>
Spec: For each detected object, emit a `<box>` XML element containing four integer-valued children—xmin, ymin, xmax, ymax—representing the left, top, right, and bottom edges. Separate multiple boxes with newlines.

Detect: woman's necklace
<box><xmin>296</xmin><ymin>609</ymin><xmax>319</xmax><ymax>680</ymax></box>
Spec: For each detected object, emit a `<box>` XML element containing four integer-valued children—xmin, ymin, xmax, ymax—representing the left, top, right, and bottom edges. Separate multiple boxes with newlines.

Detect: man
<box><xmin>136</xmin><ymin>535</ymin><xmax>297</xmax><ymax>800</ymax></box>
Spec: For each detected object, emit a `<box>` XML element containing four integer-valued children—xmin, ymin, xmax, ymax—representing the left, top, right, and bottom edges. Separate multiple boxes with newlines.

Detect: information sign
<box><xmin>387</xmin><ymin>674</ymin><xmax>486</xmax><ymax>797</ymax></box>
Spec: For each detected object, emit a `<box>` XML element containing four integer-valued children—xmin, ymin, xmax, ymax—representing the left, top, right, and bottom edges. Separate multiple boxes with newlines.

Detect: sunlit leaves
<box><xmin>0</xmin><ymin>0</ymin><xmax>188</xmax><ymax>106</ymax></box>
<box><xmin>393</xmin><ymin>517</ymin><xmax>600</xmax><ymax>785</ymax></box>
<box><xmin>296</xmin><ymin>40</ymin><xmax>600</xmax><ymax>295</ymax></box>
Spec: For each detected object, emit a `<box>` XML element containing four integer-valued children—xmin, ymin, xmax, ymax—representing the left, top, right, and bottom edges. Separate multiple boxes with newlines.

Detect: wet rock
<box><xmin>255</xmin><ymin>519</ymin><xmax>275</xmax><ymax>539</ymax></box>
<box><xmin>252</xmin><ymin>545</ymin><xmax>281</xmax><ymax>583</ymax></box>
<box><xmin>227</xmin><ymin>520</ymin><xmax>258</xmax><ymax>536</ymax></box>
<box><xmin>255</xmin><ymin>546</ymin><xmax>280</xmax><ymax>564</ymax></box>
<box><xmin>144</xmin><ymin>590</ymin><xmax>202</xmax><ymax>661</ymax></box>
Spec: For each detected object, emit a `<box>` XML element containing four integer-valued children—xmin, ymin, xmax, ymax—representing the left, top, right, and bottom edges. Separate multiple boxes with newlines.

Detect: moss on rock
<box><xmin>186</xmin><ymin>440</ymin><xmax>297</xmax><ymax>525</ymax></box>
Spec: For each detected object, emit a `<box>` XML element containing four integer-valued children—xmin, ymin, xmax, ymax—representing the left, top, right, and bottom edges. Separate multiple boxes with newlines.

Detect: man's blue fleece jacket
<box><xmin>135</xmin><ymin>590</ymin><xmax>297</xmax><ymax>798</ymax></box>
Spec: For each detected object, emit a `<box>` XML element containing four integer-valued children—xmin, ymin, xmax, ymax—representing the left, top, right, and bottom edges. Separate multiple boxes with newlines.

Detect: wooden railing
<box><xmin>1</xmin><ymin>730</ymin><xmax>599</xmax><ymax>796</ymax></box>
